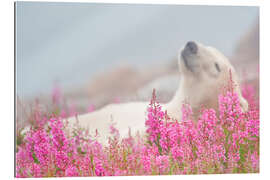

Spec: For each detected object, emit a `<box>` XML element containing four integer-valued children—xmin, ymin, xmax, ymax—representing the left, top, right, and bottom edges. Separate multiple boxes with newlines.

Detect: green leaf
<box><xmin>239</xmin><ymin>144</ymin><xmax>246</xmax><ymax>163</ymax></box>
<box><xmin>207</xmin><ymin>167</ymin><xmax>215</xmax><ymax>174</ymax></box>
<box><xmin>32</xmin><ymin>152</ymin><xmax>40</xmax><ymax>164</ymax></box>
<box><xmin>77</xmin><ymin>147</ymin><xmax>86</xmax><ymax>155</ymax></box>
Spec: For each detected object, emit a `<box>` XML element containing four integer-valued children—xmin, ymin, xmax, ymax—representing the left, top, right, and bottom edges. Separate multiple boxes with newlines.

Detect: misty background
<box><xmin>16</xmin><ymin>2</ymin><xmax>259</xmax><ymax>100</ymax></box>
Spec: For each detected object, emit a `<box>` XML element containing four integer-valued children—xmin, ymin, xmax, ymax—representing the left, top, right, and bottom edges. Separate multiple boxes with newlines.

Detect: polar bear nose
<box><xmin>185</xmin><ymin>41</ymin><xmax>198</xmax><ymax>54</ymax></box>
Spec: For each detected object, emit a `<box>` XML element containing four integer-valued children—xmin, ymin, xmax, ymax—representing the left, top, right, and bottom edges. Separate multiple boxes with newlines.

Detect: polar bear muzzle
<box><xmin>181</xmin><ymin>41</ymin><xmax>199</xmax><ymax>72</ymax></box>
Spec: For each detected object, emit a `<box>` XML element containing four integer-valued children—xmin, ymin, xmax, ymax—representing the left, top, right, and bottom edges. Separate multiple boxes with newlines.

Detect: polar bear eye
<box><xmin>215</xmin><ymin>63</ymin><xmax>221</xmax><ymax>72</ymax></box>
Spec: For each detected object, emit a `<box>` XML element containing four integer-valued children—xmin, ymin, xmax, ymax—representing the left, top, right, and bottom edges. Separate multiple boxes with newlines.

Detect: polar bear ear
<box><xmin>240</xmin><ymin>96</ymin><xmax>249</xmax><ymax>112</ymax></box>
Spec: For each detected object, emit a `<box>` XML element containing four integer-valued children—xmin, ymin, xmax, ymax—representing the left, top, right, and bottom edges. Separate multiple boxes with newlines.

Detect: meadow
<box><xmin>15</xmin><ymin>78</ymin><xmax>259</xmax><ymax>177</ymax></box>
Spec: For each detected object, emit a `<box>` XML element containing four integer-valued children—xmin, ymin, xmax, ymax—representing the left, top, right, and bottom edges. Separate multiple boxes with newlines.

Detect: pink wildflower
<box><xmin>65</xmin><ymin>166</ymin><xmax>79</xmax><ymax>177</ymax></box>
<box><xmin>87</xmin><ymin>104</ymin><xmax>95</xmax><ymax>112</ymax></box>
<box><xmin>155</xmin><ymin>155</ymin><xmax>169</xmax><ymax>174</ymax></box>
<box><xmin>94</xmin><ymin>157</ymin><xmax>105</xmax><ymax>176</ymax></box>
<box><xmin>52</xmin><ymin>84</ymin><xmax>61</xmax><ymax>105</ymax></box>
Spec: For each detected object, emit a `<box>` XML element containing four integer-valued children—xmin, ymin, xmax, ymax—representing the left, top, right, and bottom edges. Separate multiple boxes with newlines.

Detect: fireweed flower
<box><xmin>65</xmin><ymin>165</ymin><xmax>79</xmax><ymax>177</ymax></box>
<box><xmin>52</xmin><ymin>84</ymin><xmax>61</xmax><ymax>105</ymax></box>
<box><xmin>155</xmin><ymin>155</ymin><xmax>169</xmax><ymax>174</ymax></box>
<box><xmin>94</xmin><ymin>157</ymin><xmax>105</xmax><ymax>176</ymax></box>
<box><xmin>87</xmin><ymin>104</ymin><xmax>95</xmax><ymax>113</ymax></box>
<box><xmin>141</xmin><ymin>155</ymin><xmax>151</xmax><ymax>173</ymax></box>
<box><xmin>16</xmin><ymin>81</ymin><xmax>259</xmax><ymax>177</ymax></box>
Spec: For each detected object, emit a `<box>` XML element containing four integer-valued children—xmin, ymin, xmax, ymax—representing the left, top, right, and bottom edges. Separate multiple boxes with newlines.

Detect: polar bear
<box><xmin>66</xmin><ymin>41</ymin><xmax>248</xmax><ymax>144</ymax></box>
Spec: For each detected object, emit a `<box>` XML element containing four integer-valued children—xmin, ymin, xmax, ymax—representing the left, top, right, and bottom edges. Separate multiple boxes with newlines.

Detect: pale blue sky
<box><xmin>15</xmin><ymin>2</ymin><xmax>259</xmax><ymax>98</ymax></box>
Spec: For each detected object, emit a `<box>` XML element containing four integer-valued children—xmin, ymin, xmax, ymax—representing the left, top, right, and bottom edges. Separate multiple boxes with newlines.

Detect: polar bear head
<box><xmin>178</xmin><ymin>41</ymin><xmax>248</xmax><ymax>116</ymax></box>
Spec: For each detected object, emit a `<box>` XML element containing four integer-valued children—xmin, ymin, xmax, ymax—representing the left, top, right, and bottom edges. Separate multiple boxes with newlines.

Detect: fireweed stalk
<box><xmin>16</xmin><ymin>80</ymin><xmax>259</xmax><ymax>177</ymax></box>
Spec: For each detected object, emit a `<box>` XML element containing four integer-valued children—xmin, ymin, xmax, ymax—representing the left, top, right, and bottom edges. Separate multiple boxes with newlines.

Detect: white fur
<box><xmin>66</xmin><ymin>42</ymin><xmax>248</xmax><ymax>144</ymax></box>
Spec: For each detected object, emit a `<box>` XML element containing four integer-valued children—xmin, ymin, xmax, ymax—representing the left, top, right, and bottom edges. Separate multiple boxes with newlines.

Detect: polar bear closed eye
<box><xmin>66</xmin><ymin>41</ymin><xmax>248</xmax><ymax>144</ymax></box>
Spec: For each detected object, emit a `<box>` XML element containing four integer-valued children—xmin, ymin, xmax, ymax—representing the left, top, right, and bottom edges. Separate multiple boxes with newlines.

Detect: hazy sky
<box><xmin>16</xmin><ymin>2</ymin><xmax>259</xmax><ymax>98</ymax></box>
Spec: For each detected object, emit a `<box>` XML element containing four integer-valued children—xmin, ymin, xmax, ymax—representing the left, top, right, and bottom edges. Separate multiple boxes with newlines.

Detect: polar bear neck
<box><xmin>163</xmin><ymin>77</ymin><xmax>188</xmax><ymax>121</ymax></box>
